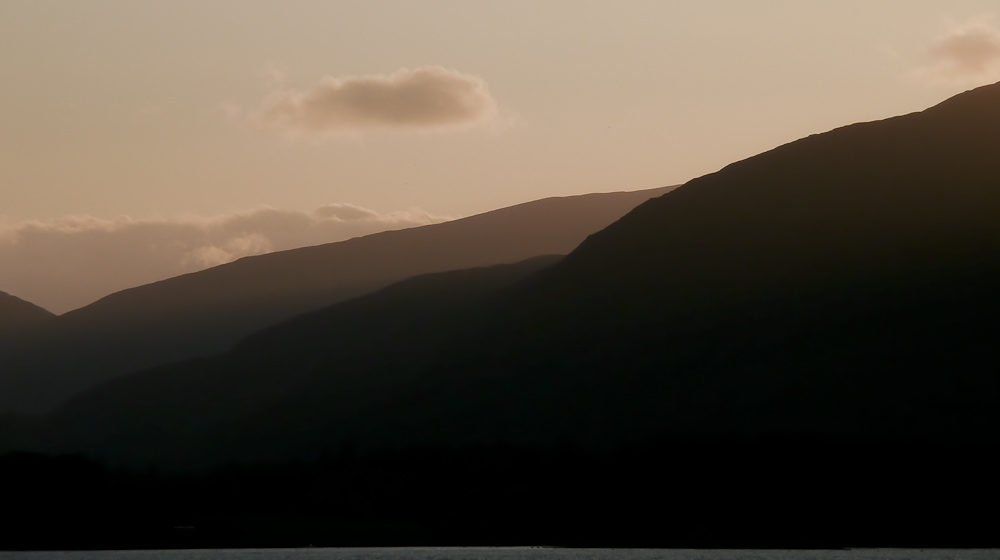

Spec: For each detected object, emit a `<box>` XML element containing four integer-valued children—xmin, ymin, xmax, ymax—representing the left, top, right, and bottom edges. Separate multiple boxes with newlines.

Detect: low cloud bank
<box><xmin>0</xmin><ymin>205</ymin><xmax>450</xmax><ymax>314</ymax></box>
<box><xmin>918</xmin><ymin>17</ymin><xmax>1000</xmax><ymax>84</ymax></box>
<box><xmin>251</xmin><ymin>66</ymin><xmax>499</xmax><ymax>135</ymax></box>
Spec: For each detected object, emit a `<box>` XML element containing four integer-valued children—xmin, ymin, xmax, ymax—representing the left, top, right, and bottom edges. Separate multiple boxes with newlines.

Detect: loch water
<box><xmin>1</xmin><ymin>548</ymin><xmax>997</xmax><ymax>560</ymax></box>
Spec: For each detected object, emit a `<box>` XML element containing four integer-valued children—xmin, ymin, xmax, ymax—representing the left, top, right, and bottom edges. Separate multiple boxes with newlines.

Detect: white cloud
<box><xmin>917</xmin><ymin>16</ymin><xmax>1000</xmax><ymax>85</ymax></box>
<box><xmin>249</xmin><ymin>66</ymin><xmax>500</xmax><ymax>135</ymax></box>
<box><xmin>182</xmin><ymin>233</ymin><xmax>273</xmax><ymax>268</ymax></box>
<box><xmin>0</xmin><ymin>204</ymin><xmax>451</xmax><ymax>314</ymax></box>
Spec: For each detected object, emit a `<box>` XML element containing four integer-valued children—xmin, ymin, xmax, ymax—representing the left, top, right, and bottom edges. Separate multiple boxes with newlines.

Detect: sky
<box><xmin>3</xmin><ymin>0</ymin><xmax>1000</xmax><ymax>313</ymax></box>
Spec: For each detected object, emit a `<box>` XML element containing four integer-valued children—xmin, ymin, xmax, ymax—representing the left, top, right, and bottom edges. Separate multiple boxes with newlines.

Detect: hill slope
<box><xmin>0</xmin><ymin>187</ymin><xmax>672</xmax><ymax>414</ymax></box>
<box><xmin>0</xmin><ymin>291</ymin><xmax>53</xmax><ymax>334</ymax></box>
<box><xmin>43</xmin><ymin>82</ymin><xmax>1000</xmax><ymax>470</ymax></box>
<box><xmin>47</xmin><ymin>256</ymin><xmax>565</xmax><ymax>467</ymax></box>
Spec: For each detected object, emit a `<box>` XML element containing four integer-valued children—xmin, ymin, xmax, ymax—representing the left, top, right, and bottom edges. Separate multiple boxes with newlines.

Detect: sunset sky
<box><xmin>3</xmin><ymin>0</ymin><xmax>1000</xmax><ymax>313</ymax></box>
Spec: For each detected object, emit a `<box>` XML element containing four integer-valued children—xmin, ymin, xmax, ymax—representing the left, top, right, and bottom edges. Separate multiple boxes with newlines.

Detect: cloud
<box><xmin>0</xmin><ymin>204</ymin><xmax>451</xmax><ymax>314</ymax></box>
<box><xmin>917</xmin><ymin>17</ymin><xmax>1000</xmax><ymax>85</ymax></box>
<box><xmin>250</xmin><ymin>66</ymin><xmax>500</xmax><ymax>135</ymax></box>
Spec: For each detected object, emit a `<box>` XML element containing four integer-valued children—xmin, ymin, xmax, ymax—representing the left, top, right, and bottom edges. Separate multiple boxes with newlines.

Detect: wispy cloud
<box><xmin>916</xmin><ymin>16</ymin><xmax>1000</xmax><ymax>85</ymax></box>
<box><xmin>0</xmin><ymin>205</ymin><xmax>451</xmax><ymax>314</ymax></box>
<box><xmin>248</xmin><ymin>66</ymin><xmax>500</xmax><ymax>136</ymax></box>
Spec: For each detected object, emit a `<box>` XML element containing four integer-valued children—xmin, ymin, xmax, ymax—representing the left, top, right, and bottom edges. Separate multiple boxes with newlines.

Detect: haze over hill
<box><xmin>0</xmin><ymin>187</ymin><xmax>673</xmax><ymax>414</ymax></box>
<box><xmin>0</xmin><ymin>204</ymin><xmax>451</xmax><ymax>315</ymax></box>
<box><xmin>31</xmin><ymin>82</ymin><xmax>1000</xmax><ymax>471</ymax></box>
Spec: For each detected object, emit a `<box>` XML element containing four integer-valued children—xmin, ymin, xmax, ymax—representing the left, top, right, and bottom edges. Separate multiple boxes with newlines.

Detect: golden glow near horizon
<box><xmin>2</xmin><ymin>0</ymin><xmax>1000</xmax><ymax>312</ymax></box>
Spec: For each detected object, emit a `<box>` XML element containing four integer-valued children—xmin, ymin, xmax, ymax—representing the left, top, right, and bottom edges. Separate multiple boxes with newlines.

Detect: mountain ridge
<box><xmin>0</xmin><ymin>291</ymin><xmax>53</xmax><ymax>334</ymax></box>
<box><xmin>0</xmin><ymin>187</ymin><xmax>673</xmax><ymax>414</ymax></box>
<box><xmin>14</xmin><ymin>82</ymin><xmax>1000</xmax><ymax>471</ymax></box>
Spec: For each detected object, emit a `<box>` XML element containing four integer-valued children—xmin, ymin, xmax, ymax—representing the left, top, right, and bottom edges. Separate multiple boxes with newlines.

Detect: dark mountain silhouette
<box><xmin>31</xmin><ymin>82</ymin><xmax>1000</xmax><ymax>472</ymax></box>
<box><xmin>43</xmin><ymin>256</ymin><xmax>564</xmax><ymax>467</ymax></box>
<box><xmin>7</xmin><ymin>83</ymin><xmax>1000</xmax><ymax>549</ymax></box>
<box><xmin>0</xmin><ymin>187</ymin><xmax>672</xmax><ymax>414</ymax></box>
<box><xmin>0</xmin><ymin>291</ymin><xmax>53</xmax><ymax>334</ymax></box>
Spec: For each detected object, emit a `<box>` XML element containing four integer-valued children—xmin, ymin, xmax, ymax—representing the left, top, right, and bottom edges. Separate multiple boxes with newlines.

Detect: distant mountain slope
<box><xmin>40</xmin><ymin>83</ymin><xmax>1000</xmax><ymax>471</ymax></box>
<box><xmin>0</xmin><ymin>187</ymin><xmax>673</xmax><ymax>414</ymax></box>
<box><xmin>0</xmin><ymin>291</ymin><xmax>53</xmax><ymax>334</ymax></box>
<box><xmin>47</xmin><ymin>255</ymin><xmax>563</xmax><ymax>467</ymax></box>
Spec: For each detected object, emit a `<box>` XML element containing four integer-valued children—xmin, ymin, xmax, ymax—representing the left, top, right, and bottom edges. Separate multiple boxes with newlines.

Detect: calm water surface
<box><xmin>1</xmin><ymin>549</ymin><xmax>996</xmax><ymax>560</ymax></box>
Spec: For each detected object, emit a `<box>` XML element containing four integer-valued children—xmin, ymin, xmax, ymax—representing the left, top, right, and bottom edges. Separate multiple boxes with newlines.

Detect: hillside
<box><xmin>0</xmin><ymin>187</ymin><xmax>671</xmax><ymax>414</ymax></box>
<box><xmin>34</xmin><ymin>82</ymin><xmax>1000</xmax><ymax>470</ymax></box>
<box><xmin>0</xmin><ymin>291</ymin><xmax>53</xmax><ymax>334</ymax></box>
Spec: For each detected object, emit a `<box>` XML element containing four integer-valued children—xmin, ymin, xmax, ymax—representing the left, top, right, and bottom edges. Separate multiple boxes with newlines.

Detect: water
<box><xmin>1</xmin><ymin>549</ymin><xmax>996</xmax><ymax>560</ymax></box>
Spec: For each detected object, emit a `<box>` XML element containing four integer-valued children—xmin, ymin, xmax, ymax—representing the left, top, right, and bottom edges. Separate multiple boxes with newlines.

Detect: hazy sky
<box><xmin>3</xmin><ymin>0</ymin><xmax>1000</xmax><ymax>312</ymax></box>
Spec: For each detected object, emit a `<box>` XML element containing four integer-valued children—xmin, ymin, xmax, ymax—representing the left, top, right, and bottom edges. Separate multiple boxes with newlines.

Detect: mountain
<box><xmin>0</xmin><ymin>291</ymin><xmax>53</xmax><ymax>334</ymax></box>
<box><xmin>44</xmin><ymin>255</ymin><xmax>565</xmax><ymax>466</ymax></box>
<box><xmin>0</xmin><ymin>187</ymin><xmax>673</xmax><ymax>414</ymax></box>
<box><xmin>33</xmin><ymin>82</ymin><xmax>1000</xmax><ymax>470</ymax></box>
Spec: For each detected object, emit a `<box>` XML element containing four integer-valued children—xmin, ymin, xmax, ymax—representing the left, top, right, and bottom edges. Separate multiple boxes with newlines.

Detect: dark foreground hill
<box><xmin>4</xmin><ymin>441</ymin><xmax>996</xmax><ymax>549</ymax></box>
<box><xmin>0</xmin><ymin>291</ymin><xmax>53</xmax><ymax>334</ymax></box>
<box><xmin>0</xmin><ymin>187</ymin><xmax>671</xmax><ymax>414</ymax></box>
<box><xmin>38</xmin><ymin>82</ymin><xmax>1000</xmax><ymax>470</ymax></box>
